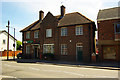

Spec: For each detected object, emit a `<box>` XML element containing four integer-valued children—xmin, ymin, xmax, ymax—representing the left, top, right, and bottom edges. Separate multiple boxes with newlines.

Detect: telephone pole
<box><xmin>6</xmin><ymin>20</ymin><xmax>10</xmax><ymax>60</ymax></box>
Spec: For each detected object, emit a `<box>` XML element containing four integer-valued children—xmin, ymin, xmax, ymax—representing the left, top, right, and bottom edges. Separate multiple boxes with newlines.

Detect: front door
<box><xmin>34</xmin><ymin>46</ymin><xmax>38</xmax><ymax>58</ymax></box>
<box><xmin>76</xmin><ymin>46</ymin><xmax>83</xmax><ymax>62</ymax></box>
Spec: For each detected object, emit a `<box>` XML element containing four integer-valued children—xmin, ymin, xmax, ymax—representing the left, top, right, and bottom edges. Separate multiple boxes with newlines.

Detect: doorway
<box><xmin>76</xmin><ymin>45</ymin><xmax>83</xmax><ymax>62</ymax></box>
<box><xmin>34</xmin><ymin>46</ymin><xmax>38</xmax><ymax>58</ymax></box>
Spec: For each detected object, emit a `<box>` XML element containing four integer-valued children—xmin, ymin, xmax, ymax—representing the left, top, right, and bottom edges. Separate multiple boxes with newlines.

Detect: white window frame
<box><xmin>76</xmin><ymin>25</ymin><xmax>83</xmax><ymax>35</ymax></box>
<box><xmin>61</xmin><ymin>27</ymin><xmax>67</xmax><ymax>36</ymax></box>
<box><xmin>26</xmin><ymin>45</ymin><xmax>30</xmax><ymax>54</ymax></box>
<box><xmin>26</xmin><ymin>31</ymin><xmax>30</xmax><ymax>39</ymax></box>
<box><xmin>43</xmin><ymin>44</ymin><xmax>54</xmax><ymax>54</ymax></box>
<box><xmin>61</xmin><ymin>44</ymin><xmax>67</xmax><ymax>55</ymax></box>
<box><xmin>46</xmin><ymin>29</ymin><xmax>52</xmax><ymax>37</ymax></box>
<box><xmin>34</xmin><ymin>30</ymin><xmax>39</xmax><ymax>38</ymax></box>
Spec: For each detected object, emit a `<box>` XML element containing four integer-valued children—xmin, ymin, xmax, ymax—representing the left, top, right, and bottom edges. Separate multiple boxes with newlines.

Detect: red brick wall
<box><xmin>98</xmin><ymin>19</ymin><xmax>120</xmax><ymax>40</ymax></box>
<box><xmin>98</xmin><ymin>19</ymin><xmax>120</xmax><ymax>62</ymax></box>
<box><xmin>22</xmin><ymin>13</ymin><xmax>96</xmax><ymax>62</ymax></box>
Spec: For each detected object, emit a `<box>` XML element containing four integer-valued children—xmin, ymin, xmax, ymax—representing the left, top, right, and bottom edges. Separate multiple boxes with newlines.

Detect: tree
<box><xmin>16</xmin><ymin>41</ymin><xmax>22</xmax><ymax>50</ymax></box>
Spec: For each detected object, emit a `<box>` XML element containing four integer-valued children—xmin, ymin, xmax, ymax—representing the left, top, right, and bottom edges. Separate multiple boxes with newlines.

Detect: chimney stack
<box><xmin>39</xmin><ymin>10</ymin><xmax>44</xmax><ymax>20</ymax></box>
<box><xmin>61</xmin><ymin>5</ymin><xmax>65</xmax><ymax>16</ymax></box>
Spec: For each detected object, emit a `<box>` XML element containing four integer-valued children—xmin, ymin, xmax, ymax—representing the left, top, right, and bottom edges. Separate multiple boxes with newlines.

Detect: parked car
<box><xmin>17</xmin><ymin>52</ymin><xmax>22</xmax><ymax>59</ymax></box>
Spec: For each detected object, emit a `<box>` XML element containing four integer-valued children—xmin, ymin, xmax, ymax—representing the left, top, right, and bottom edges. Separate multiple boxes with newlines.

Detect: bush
<box><xmin>42</xmin><ymin>53</ymin><xmax>54</xmax><ymax>60</ymax></box>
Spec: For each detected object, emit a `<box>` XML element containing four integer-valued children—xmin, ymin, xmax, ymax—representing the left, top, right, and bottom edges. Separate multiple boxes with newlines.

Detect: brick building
<box><xmin>20</xmin><ymin>5</ymin><xmax>96</xmax><ymax>62</ymax></box>
<box><xmin>97</xmin><ymin>7</ymin><xmax>120</xmax><ymax>62</ymax></box>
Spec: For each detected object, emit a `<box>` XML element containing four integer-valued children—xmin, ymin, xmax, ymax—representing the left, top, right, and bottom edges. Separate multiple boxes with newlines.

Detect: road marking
<box><xmin>29</xmin><ymin>67</ymin><xmax>40</xmax><ymax>71</ymax></box>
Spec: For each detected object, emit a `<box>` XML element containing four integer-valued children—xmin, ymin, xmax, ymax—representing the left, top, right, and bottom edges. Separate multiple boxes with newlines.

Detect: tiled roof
<box><xmin>57</xmin><ymin>12</ymin><xmax>93</xmax><ymax>27</ymax></box>
<box><xmin>21</xmin><ymin>12</ymin><xmax>94</xmax><ymax>32</ymax></box>
<box><xmin>97</xmin><ymin>7</ymin><xmax>120</xmax><ymax>21</ymax></box>
<box><xmin>20</xmin><ymin>20</ymin><xmax>40</xmax><ymax>32</ymax></box>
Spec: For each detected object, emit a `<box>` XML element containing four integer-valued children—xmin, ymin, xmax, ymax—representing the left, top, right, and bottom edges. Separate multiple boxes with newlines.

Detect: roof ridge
<box><xmin>99</xmin><ymin>6</ymin><xmax>120</xmax><ymax>11</ymax></box>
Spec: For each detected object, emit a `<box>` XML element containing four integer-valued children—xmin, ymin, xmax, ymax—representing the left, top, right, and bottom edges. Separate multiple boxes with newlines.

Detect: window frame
<box><xmin>61</xmin><ymin>44</ymin><xmax>67</xmax><ymax>55</ymax></box>
<box><xmin>26</xmin><ymin>45</ymin><xmax>30</xmax><ymax>54</ymax></box>
<box><xmin>61</xmin><ymin>27</ymin><xmax>67</xmax><ymax>36</ymax></box>
<box><xmin>26</xmin><ymin>31</ymin><xmax>30</xmax><ymax>39</ymax></box>
<box><xmin>43</xmin><ymin>44</ymin><xmax>54</xmax><ymax>54</ymax></box>
<box><xmin>114</xmin><ymin>23</ymin><xmax>120</xmax><ymax>34</ymax></box>
<box><xmin>46</xmin><ymin>29</ymin><xmax>52</xmax><ymax>38</ymax></box>
<box><xmin>34</xmin><ymin>30</ymin><xmax>39</xmax><ymax>38</ymax></box>
<box><xmin>76</xmin><ymin>25</ymin><xmax>83</xmax><ymax>35</ymax></box>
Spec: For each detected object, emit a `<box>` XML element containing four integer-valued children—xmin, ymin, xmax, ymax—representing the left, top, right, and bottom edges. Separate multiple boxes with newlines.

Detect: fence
<box><xmin>1</xmin><ymin>50</ymin><xmax>22</xmax><ymax>57</ymax></box>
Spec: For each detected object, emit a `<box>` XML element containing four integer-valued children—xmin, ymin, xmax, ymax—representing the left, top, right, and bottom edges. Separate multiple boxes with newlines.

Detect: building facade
<box><xmin>0</xmin><ymin>30</ymin><xmax>17</xmax><ymax>51</ymax></box>
<box><xmin>20</xmin><ymin>6</ymin><xmax>96</xmax><ymax>62</ymax></box>
<box><xmin>97</xmin><ymin>7</ymin><xmax>120</xmax><ymax>62</ymax></box>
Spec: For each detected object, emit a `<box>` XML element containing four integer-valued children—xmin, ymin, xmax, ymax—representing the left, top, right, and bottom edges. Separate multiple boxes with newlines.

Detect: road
<box><xmin>1</xmin><ymin>60</ymin><xmax>119</xmax><ymax>79</ymax></box>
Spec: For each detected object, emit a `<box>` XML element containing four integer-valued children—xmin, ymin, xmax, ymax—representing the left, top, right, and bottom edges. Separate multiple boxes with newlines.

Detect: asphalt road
<box><xmin>1</xmin><ymin>61</ymin><xmax>119</xmax><ymax>80</ymax></box>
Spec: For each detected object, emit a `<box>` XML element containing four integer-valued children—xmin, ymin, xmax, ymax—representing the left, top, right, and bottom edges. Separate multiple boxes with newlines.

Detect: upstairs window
<box><xmin>76</xmin><ymin>25</ymin><xmax>83</xmax><ymax>35</ymax></box>
<box><xmin>61</xmin><ymin>44</ymin><xmax>67</xmax><ymax>55</ymax></box>
<box><xmin>61</xmin><ymin>27</ymin><xmax>67</xmax><ymax>36</ymax></box>
<box><xmin>26</xmin><ymin>32</ymin><xmax>30</xmax><ymax>39</ymax></box>
<box><xmin>34</xmin><ymin>31</ymin><xmax>39</xmax><ymax>38</ymax></box>
<box><xmin>3</xmin><ymin>39</ymin><xmax>6</xmax><ymax>44</ymax></box>
<box><xmin>115</xmin><ymin>23</ymin><xmax>120</xmax><ymax>34</ymax></box>
<box><xmin>46</xmin><ymin>29</ymin><xmax>52</xmax><ymax>37</ymax></box>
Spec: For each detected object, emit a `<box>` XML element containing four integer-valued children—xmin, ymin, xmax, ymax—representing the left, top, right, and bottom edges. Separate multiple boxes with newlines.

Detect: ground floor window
<box><xmin>61</xmin><ymin>44</ymin><xmax>67</xmax><ymax>55</ymax></box>
<box><xmin>43</xmin><ymin>44</ymin><xmax>54</xmax><ymax>53</ymax></box>
<box><xmin>26</xmin><ymin>45</ymin><xmax>30</xmax><ymax>54</ymax></box>
<box><xmin>103</xmin><ymin>46</ymin><xmax>116</xmax><ymax>59</ymax></box>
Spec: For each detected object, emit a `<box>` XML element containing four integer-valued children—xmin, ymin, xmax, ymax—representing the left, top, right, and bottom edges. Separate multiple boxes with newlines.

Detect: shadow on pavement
<box><xmin>14</xmin><ymin>59</ymin><xmax>120</xmax><ymax>70</ymax></box>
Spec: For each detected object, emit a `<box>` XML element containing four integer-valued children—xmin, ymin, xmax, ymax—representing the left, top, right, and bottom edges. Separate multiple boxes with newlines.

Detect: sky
<box><xmin>0</xmin><ymin>0</ymin><xmax>120</xmax><ymax>41</ymax></box>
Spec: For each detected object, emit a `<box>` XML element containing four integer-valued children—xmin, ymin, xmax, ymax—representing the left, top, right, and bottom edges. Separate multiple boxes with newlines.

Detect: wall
<box><xmin>0</xmin><ymin>32</ymin><xmax>16</xmax><ymax>51</ymax></box>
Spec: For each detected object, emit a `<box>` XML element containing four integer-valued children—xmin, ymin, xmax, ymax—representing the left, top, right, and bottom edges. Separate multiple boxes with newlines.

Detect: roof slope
<box><xmin>0</xmin><ymin>30</ymin><xmax>17</xmax><ymax>41</ymax></box>
<box><xmin>20</xmin><ymin>20</ymin><xmax>40</xmax><ymax>32</ymax></box>
<box><xmin>58</xmin><ymin>12</ymin><xmax>93</xmax><ymax>27</ymax></box>
<box><xmin>21</xmin><ymin>12</ymin><xmax>94</xmax><ymax>32</ymax></box>
<box><xmin>97</xmin><ymin>7</ymin><xmax>120</xmax><ymax>21</ymax></box>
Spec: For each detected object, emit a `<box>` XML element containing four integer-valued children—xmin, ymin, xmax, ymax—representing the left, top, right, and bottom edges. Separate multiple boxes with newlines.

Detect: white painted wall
<box><xmin>0</xmin><ymin>32</ymin><xmax>16</xmax><ymax>51</ymax></box>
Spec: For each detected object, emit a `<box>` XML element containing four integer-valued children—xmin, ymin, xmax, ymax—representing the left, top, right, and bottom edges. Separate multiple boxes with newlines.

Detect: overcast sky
<box><xmin>0</xmin><ymin>0</ymin><xmax>120</xmax><ymax>41</ymax></box>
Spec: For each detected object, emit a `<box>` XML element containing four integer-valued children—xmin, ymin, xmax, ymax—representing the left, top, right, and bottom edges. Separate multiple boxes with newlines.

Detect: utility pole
<box><xmin>6</xmin><ymin>20</ymin><xmax>10</xmax><ymax>60</ymax></box>
<box><xmin>13</xmin><ymin>28</ymin><xmax>15</xmax><ymax>60</ymax></box>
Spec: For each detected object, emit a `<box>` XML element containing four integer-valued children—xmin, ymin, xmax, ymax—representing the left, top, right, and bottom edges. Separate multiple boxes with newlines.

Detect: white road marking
<box><xmin>29</xmin><ymin>67</ymin><xmax>40</xmax><ymax>71</ymax></box>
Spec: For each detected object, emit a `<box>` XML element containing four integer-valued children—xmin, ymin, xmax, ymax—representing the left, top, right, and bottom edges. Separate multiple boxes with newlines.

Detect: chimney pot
<box><xmin>61</xmin><ymin>5</ymin><xmax>65</xmax><ymax>16</ymax></box>
<box><xmin>39</xmin><ymin>10</ymin><xmax>44</xmax><ymax>20</ymax></box>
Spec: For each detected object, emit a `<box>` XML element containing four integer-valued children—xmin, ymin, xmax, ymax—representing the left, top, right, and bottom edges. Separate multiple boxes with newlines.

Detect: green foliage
<box><xmin>16</xmin><ymin>41</ymin><xmax>22</xmax><ymax>50</ymax></box>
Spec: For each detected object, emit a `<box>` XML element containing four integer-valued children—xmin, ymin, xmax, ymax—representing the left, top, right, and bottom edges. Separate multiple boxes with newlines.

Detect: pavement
<box><xmin>1</xmin><ymin>57</ymin><xmax>120</xmax><ymax>70</ymax></box>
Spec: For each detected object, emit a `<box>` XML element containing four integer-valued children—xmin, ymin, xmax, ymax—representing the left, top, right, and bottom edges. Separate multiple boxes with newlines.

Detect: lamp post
<box><xmin>6</xmin><ymin>20</ymin><xmax>10</xmax><ymax>60</ymax></box>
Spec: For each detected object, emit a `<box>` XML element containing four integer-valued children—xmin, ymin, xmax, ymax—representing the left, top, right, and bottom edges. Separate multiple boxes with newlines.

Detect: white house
<box><xmin>0</xmin><ymin>30</ymin><xmax>17</xmax><ymax>51</ymax></box>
